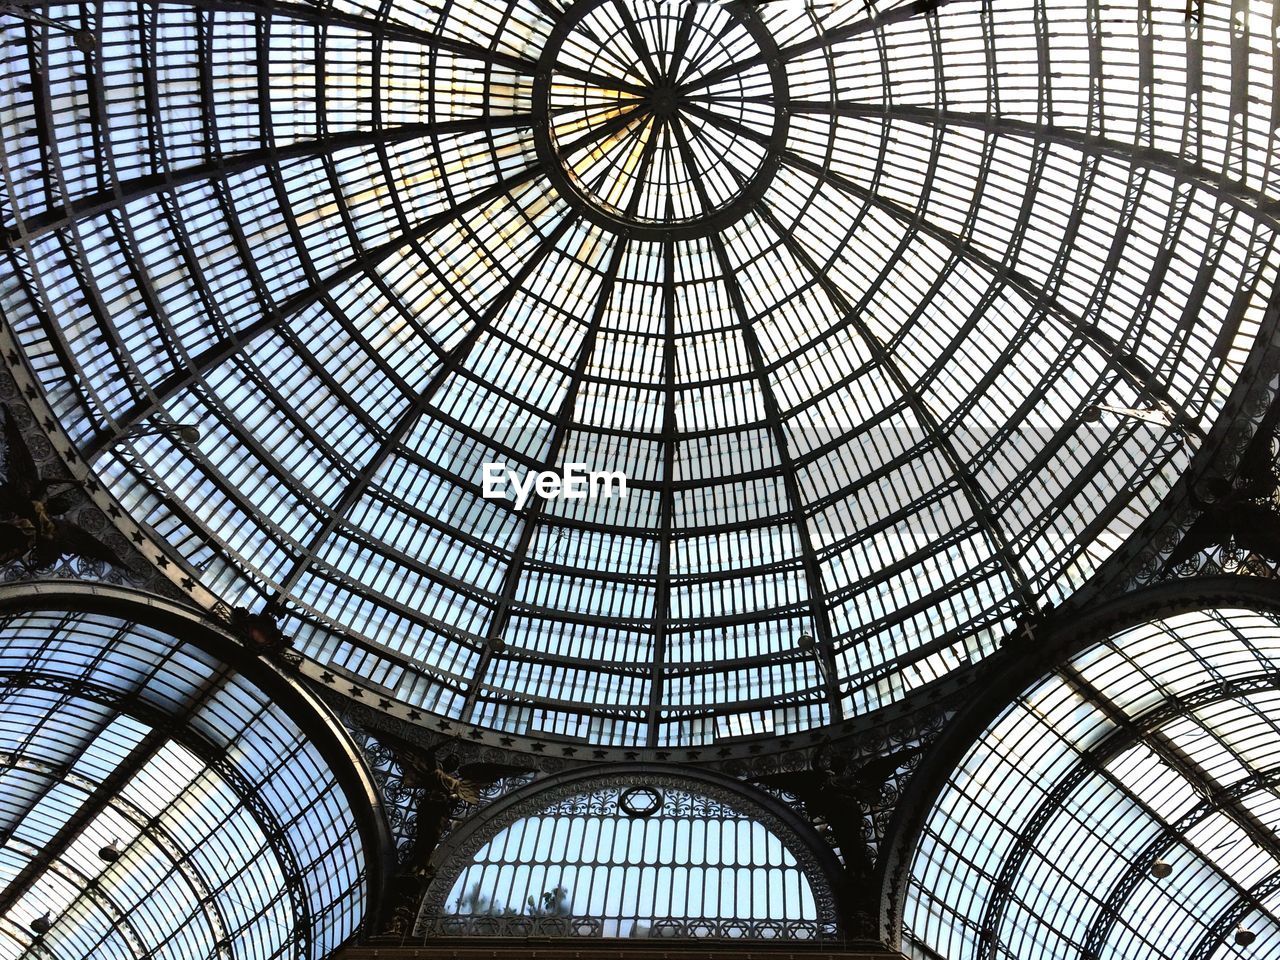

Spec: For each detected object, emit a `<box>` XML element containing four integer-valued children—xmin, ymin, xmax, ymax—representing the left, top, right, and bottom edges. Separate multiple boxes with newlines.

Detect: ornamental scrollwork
<box><xmin>416</xmin><ymin>770</ymin><xmax>842</xmax><ymax>939</ymax></box>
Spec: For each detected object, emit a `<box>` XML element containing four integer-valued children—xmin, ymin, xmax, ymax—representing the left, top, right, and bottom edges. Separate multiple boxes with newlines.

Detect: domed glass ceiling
<box><xmin>0</xmin><ymin>0</ymin><xmax>1277</xmax><ymax>747</ymax></box>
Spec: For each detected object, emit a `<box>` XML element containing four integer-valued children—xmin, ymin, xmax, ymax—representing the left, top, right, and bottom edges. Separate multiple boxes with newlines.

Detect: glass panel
<box><xmin>906</xmin><ymin>608</ymin><xmax>1280</xmax><ymax>960</ymax></box>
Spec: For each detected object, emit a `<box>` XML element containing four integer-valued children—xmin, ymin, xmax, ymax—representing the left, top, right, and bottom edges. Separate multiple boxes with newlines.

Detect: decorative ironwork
<box><xmin>348</xmin><ymin>728</ymin><xmax>425</xmax><ymax>867</ymax></box>
<box><xmin>1152</xmin><ymin>380</ymin><xmax>1280</xmax><ymax>583</ymax></box>
<box><xmin>1126</xmin><ymin>374</ymin><xmax>1280</xmax><ymax>592</ymax></box>
<box><xmin>531</xmin><ymin>0</ymin><xmax>789</xmax><ymax>238</ymax></box>
<box><xmin>619</xmin><ymin>785</ymin><xmax>664</xmax><ymax>818</ymax></box>
<box><xmin>0</xmin><ymin>370</ymin><xmax>166</xmax><ymax>595</ymax></box>
<box><xmin>421</xmin><ymin>915</ymin><xmax>605</xmax><ymax>938</ymax></box>
<box><xmin>415</xmin><ymin>767</ymin><xmax>844</xmax><ymax>942</ymax></box>
<box><xmin>417</xmin><ymin>914</ymin><xmax>839</xmax><ymax>941</ymax></box>
<box><xmin>646</xmin><ymin>918</ymin><xmax>839</xmax><ymax>941</ymax></box>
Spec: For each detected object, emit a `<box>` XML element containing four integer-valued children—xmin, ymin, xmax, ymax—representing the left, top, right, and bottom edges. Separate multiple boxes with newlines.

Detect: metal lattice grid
<box><xmin>416</xmin><ymin>768</ymin><xmax>842</xmax><ymax>941</ymax></box>
<box><xmin>0</xmin><ymin>586</ymin><xmax>384</xmax><ymax>960</ymax></box>
<box><xmin>0</xmin><ymin>0</ymin><xmax>1277</xmax><ymax>749</ymax></box>
<box><xmin>906</xmin><ymin>605</ymin><xmax>1280</xmax><ymax>960</ymax></box>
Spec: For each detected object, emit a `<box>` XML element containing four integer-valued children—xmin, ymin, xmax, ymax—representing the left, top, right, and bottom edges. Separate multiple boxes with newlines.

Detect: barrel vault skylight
<box><xmin>907</xmin><ymin>606</ymin><xmax>1280</xmax><ymax>960</ymax></box>
<box><xmin>0</xmin><ymin>595</ymin><xmax>374</xmax><ymax>960</ymax></box>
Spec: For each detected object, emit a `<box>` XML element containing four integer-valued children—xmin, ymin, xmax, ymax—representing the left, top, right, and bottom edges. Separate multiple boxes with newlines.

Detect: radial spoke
<box><xmin>6</xmin><ymin>115</ymin><xmax>538</xmax><ymax>245</ymax></box>
<box><xmin>536</xmin><ymin>0</ymin><xmax>783</xmax><ymax>232</ymax></box>
<box><xmin>619</xmin><ymin>116</ymin><xmax>665</xmax><ymax>217</ymax></box>
<box><xmin>677</xmin><ymin>8</ymin><xmax>742</xmax><ymax>84</ymax></box>
<box><xmin>786</xmin><ymin>100</ymin><xmax>1280</xmax><ymax>225</ymax></box>
<box><xmin>554</xmin><ymin>63</ymin><xmax>652</xmax><ymax>97</ymax></box>
<box><xmin>665</xmin><ymin>2</ymin><xmax>700</xmax><ymax>82</ymax></box>
<box><xmin>550</xmin><ymin>96</ymin><xmax>642</xmax><ymax>118</ymax></box>
<box><xmin>79</xmin><ymin>154</ymin><xmax>555</xmax><ymax>455</ymax></box>
<box><xmin>191</xmin><ymin>0</ymin><xmax>542</xmax><ymax>74</ymax></box>
<box><xmin>460</xmin><ymin>231</ymin><xmax>634</xmax><ymax>721</ymax></box>
<box><xmin>581</xmin><ymin>112</ymin><xmax>653</xmax><ymax>199</ymax></box>
<box><xmin>666</xmin><ymin>118</ymin><xmax>846</xmax><ymax>721</ymax></box>
<box><xmin>556</xmin><ymin>103</ymin><xmax>649</xmax><ymax>161</ymax></box>
<box><xmin>270</xmin><ymin>211</ymin><xmax>583</xmax><ymax>602</ymax></box>
<box><xmin>682</xmin><ymin>99</ymin><xmax>1208</xmax><ymax>432</ymax></box>
<box><xmin>681</xmin><ymin>99</ymin><xmax>757</xmax><ymax>138</ymax></box>
<box><xmin>679</xmin><ymin>0</ymin><xmax>954</xmax><ymax>93</ymax></box>
<box><xmin>612</xmin><ymin>0</ymin><xmax>663</xmax><ymax>84</ymax></box>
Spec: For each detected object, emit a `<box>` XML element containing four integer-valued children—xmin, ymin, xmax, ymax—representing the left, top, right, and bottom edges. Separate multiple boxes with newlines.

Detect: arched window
<box><xmin>418</xmin><ymin>768</ymin><xmax>841</xmax><ymax>941</ymax></box>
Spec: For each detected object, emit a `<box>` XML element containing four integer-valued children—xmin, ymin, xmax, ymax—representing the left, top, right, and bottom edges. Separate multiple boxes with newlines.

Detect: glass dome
<box><xmin>1</xmin><ymin>0</ymin><xmax>1277</xmax><ymax>748</ymax></box>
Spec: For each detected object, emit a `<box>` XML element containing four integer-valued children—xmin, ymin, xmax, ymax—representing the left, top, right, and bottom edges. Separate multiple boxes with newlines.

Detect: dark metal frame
<box><xmin>530</xmin><ymin>0</ymin><xmax>791</xmax><ymax>239</ymax></box>
<box><xmin>0</xmin><ymin>675</ymin><xmax>241</xmax><ymax>956</ymax></box>
<box><xmin>0</xmin><ymin>0</ymin><xmax>1276</xmax><ymax>953</ymax></box>
<box><xmin>0</xmin><ymin>581</ymin><xmax>395</xmax><ymax>949</ymax></box>
<box><xmin>0</xmin><ymin>0</ymin><xmax>1276</xmax><ymax>759</ymax></box>
<box><xmin>878</xmin><ymin>575</ymin><xmax>1280</xmax><ymax>950</ymax></box>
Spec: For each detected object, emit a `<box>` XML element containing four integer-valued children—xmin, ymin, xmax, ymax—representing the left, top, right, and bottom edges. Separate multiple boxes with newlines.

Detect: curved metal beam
<box><xmin>0</xmin><ymin>845</ymin><xmax>151</xmax><ymax>958</ymax></box>
<box><xmin>1078</xmin><ymin>759</ymin><xmax>1280</xmax><ymax>959</ymax></box>
<box><xmin>679</xmin><ymin>0</ymin><xmax>958</xmax><ymax>94</ymax></box>
<box><xmin>187</xmin><ymin>0</ymin><xmax>541</xmax><ymax>74</ymax></box>
<box><xmin>0</xmin><ymin>672</ymin><xmax>231</xmax><ymax>912</ymax></box>
<box><xmin>670</xmin><ymin>118</ymin><xmax>845</xmax><ymax>724</ymax></box>
<box><xmin>459</xmin><ymin>120</ymin><xmax>671</xmax><ymax>729</ymax></box>
<box><xmin>970</xmin><ymin>669</ymin><xmax>1280</xmax><ymax>959</ymax></box>
<box><xmin>459</xmin><ymin>230</ymin><xmax>633</xmax><ymax>724</ymax></box>
<box><xmin>876</xmin><ymin>576</ymin><xmax>1280</xmax><ymax>947</ymax></box>
<box><xmin>784</xmin><ymin>103</ymin><xmax>1280</xmax><ymax>229</ymax></box>
<box><xmin>76</xmin><ymin>104</ymin><xmax>647</xmax><ymax>459</ymax></box>
<box><xmin>0</xmin><ymin>755</ymin><xmax>229</xmax><ymax>960</ymax></box>
<box><xmin>3</xmin><ymin>119</ymin><xmax>534</xmax><ymax>247</ymax></box>
<box><xmin>75</xmin><ymin>155</ymin><xmax>548</xmax><ymax>460</ymax></box>
<box><xmin>645</xmin><ymin>231</ymin><xmax>677</xmax><ymax>747</ymax></box>
<box><xmin>711</xmin><ymin>101</ymin><xmax>1046</xmax><ymax>637</ymax></box>
<box><xmin>682</xmin><ymin>100</ymin><xmax>1215</xmax><ymax>441</ymax></box>
<box><xmin>1185</xmin><ymin>869</ymin><xmax>1280</xmax><ymax>960</ymax></box>
<box><xmin>0</xmin><ymin>580</ymin><xmax>395</xmax><ymax>943</ymax></box>
<box><xmin>268</xmin><ymin>210</ymin><xmax>581</xmax><ymax>606</ymax></box>
<box><xmin>1069</xmin><ymin>658</ymin><xmax>1280</xmax><ymax>960</ymax></box>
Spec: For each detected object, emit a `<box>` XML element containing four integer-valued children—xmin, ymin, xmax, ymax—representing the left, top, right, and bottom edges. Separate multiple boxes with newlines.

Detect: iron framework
<box><xmin>0</xmin><ymin>0</ymin><xmax>1274</xmax><ymax>755</ymax></box>
<box><xmin>413</xmin><ymin>764</ymin><xmax>846</xmax><ymax>942</ymax></box>
<box><xmin>884</xmin><ymin>578</ymin><xmax>1280</xmax><ymax>958</ymax></box>
<box><xmin>0</xmin><ymin>582</ymin><xmax>392</xmax><ymax>960</ymax></box>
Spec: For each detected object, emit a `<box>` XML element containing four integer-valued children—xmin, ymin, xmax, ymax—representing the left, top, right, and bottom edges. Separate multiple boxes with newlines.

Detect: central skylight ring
<box><xmin>533</xmin><ymin>0</ymin><xmax>789</xmax><ymax>238</ymax></box>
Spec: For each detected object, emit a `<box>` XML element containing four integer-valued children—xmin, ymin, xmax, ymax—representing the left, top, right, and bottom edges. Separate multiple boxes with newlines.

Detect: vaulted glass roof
<box><xmin>1</xmin><ymin>0</ymin><xmax>1277</xmax><ymax>747</ymax></box>
<box><xmin>0</xmin><ymin>594</ymin><xmax>374</xmax><ymax>960</ymax></box>
<box><xmin>906</xmin><ymin>606</ymin><xmax>1280</xmax><ymax>960</ymax></box>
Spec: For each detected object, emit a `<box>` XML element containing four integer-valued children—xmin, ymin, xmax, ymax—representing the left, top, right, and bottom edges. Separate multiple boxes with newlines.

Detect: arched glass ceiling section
<box><xmin>905</xmin><ymin>607</ymin><xmax>1280</xmax><ymax>960</ymax></box>
<box><xmin>0</xmin><ymin>597</ymin><xmax>374</xmax><ymax>959</ymax></box>
<box><xmin>0</xmin><ymin>0</ymin><xmax>1277</xmax><ymax>747</ymax></box>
